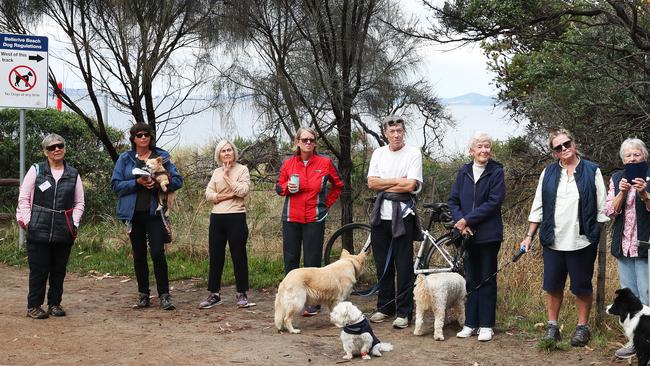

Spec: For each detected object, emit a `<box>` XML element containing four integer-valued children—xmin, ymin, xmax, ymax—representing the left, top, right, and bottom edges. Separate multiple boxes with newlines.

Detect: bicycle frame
<box><xmin>413</xmin><ymin>230</ymin><xmax>457</xmax><ymax>274</ymax></box>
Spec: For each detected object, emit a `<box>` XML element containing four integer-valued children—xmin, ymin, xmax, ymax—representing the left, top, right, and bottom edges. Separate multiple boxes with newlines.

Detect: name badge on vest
<box><xmin>38</xmin><ymin>181</ymin><xmax>52</xmax><ymax>192</ymax></box>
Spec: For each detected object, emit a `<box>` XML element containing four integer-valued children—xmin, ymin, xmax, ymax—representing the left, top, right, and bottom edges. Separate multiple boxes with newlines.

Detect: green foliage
<box><xmin>0</xmin><ymin>109</ymin><xmax>124</xmax><ymax>219</ymax></box>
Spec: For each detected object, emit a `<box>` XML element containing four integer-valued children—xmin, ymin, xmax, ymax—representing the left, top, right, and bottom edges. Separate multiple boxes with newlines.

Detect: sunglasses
<box><xmin>46</xmin><ymin>143</ymin><xmax>65</xmax><ymax>151</ymax></box>
<box><xmin>300</xmin><ymin>138</ymin><xmax>316</xmax><ymax>144</ymax></box>
<box><xmin>384</xmin><ymin>119</ymin><xmax>404</xmax><ymax>127</ymax></box>
<box><xmin>135</xmin><ymin>132</ymin><xmax>150</xmax><ymax>139</ymax></box>
<box><xmin>552</xmin><ymin>139</ymin><xmax>573</xmax><ymax>153</ymax></box>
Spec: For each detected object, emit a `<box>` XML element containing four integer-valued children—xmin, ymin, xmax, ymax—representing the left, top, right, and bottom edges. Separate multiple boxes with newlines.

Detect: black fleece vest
<box><xmin>28</xmin><ymin>161</ymin><xmax>78</xmax><ymax>243</ymax></box>
<box><xmin>610</xmin><ymin>169</ymin><xmax>650</xmax><ymax>258</ymax></box>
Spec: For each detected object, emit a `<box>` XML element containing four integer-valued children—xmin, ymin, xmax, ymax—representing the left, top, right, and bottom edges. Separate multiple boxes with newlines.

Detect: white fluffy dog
<box><xmin>330</xmin><ymin>301</ymin><xmax>394</xmax><ymax>360</ymax></box>
<box><xmin>274</xmin><ymin>249</ymin><xmax>366</xmax><ymax>334</ymax></box>
<box><xmin>413</xmin><ymin>273</ymin><xmax>466</xmax><ymax>340</ymax></box>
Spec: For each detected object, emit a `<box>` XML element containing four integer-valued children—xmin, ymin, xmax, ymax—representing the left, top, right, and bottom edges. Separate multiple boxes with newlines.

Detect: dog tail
<box><xmin>274</xmin><ymin>291</ymin><xmax>285</xmax><ymax>331</ymax></box>
<box><xmin>414</xmin><ymin>274</ymin><xmax>427</xmax><ymax>299</ymax></box>
<box><xmin>373</xmin><ymin>342</ymin><xmax>394</xmax><ymax>353</ymax></box>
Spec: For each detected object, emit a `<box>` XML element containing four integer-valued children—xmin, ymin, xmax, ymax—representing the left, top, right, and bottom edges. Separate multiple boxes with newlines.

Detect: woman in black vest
<box><xmin>604</xmin><ymin>138</ymin><xmax>650</xmax><ymax>359</ymax></box>
<box><xmin>518</xmin><ymin>129</ymin><xmax>608</xmax><ymax>347</ymax></box>
<box><xmin>16</xmin><ymin>133</ymin><xmax>85</xmax><ymax>319</ymax></box>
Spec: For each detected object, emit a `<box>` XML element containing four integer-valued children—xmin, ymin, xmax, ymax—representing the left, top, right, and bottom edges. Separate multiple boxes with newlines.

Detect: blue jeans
<box><xmin>617</xmin><ymin>256</ymin><xmax>649</xmax><ymax>305</ymax></box>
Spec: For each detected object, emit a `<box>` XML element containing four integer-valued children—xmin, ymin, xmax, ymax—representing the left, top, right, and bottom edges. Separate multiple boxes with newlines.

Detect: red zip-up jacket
<box><xmin>275</xmin><ymin>154</ymin><xmax>344</xmax><ymax>223</ymax></box>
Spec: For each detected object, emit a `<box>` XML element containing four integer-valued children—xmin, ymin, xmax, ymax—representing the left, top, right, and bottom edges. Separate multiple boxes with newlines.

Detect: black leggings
<box><xmin>207</xmin><ymin>213</ymin><xmax>250</xmax><ymax>293</ymax></box>
<box><xmin>129</xmin><ymin>211</ymin><xmax>169</xmax><ymax>296</ymax></box>
<box><xmin>27</xmin><ymin>240</ymin><xmax>73</xmax><ymax>308</ymax></box>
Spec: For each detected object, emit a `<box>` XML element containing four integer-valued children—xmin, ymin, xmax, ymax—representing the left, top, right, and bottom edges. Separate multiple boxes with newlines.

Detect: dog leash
<box><xmin>465</xmin><ymin>247</ymin><xmax>527</xmax><ymax>296</ymax></box>
<box><xmin>353</xmin><ymin>241</ymin><xmax>393</xmax><ymax>296</ymax></box>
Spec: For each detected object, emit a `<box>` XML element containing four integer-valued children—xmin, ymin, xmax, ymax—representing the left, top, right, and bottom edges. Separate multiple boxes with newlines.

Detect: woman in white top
<box><xmin>519</xmin><ymin>129</ymin><xmax>608</xmax><ymax>347</ymax></box>
<box><xmin>198</xmin><ymin>140</ymin><xmax>254</xmax><ymax>309</ymax></box>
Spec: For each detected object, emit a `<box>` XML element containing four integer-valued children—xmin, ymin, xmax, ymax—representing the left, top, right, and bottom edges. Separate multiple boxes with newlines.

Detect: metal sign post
<box><xmin>0</xmin><ymin>33</ymin><xmax>49</xmax><ymax>249</ymax></box>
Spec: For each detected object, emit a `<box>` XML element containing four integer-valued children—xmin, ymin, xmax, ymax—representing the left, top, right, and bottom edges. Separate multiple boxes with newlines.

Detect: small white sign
<box><xmin>0</xmin><ymin>33</ymin><xmax>49</xmax><ymax>109</ymax></box>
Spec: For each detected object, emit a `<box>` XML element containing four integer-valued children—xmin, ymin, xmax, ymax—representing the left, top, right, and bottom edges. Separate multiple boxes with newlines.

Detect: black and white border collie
<box><xmin>606</xmin><ymin>288</ymin><xmax>650</xmax><ymax>366</ymax></box>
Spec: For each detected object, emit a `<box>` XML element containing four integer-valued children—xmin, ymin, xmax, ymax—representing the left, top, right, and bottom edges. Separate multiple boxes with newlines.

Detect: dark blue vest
<box><xmin>28</xmin><ymin>161</ymin><xmax>78</xmax><ymax>244</ymax></box>
<box><xmin>610</xmin><ymin>167</ymin><xmax>650</xmax><ymax>258</ymax></box>
<box><xmin>539</xmin><ymin>158</ymin><xmax>600</xmax><ymax>247</ymax></box>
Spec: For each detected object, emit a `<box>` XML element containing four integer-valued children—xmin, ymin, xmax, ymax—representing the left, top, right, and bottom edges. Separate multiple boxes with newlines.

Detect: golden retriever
<box><xmin>274</xmin><ymin>249</ymin><xmax>367</xmax><ymax>334</ymax></box>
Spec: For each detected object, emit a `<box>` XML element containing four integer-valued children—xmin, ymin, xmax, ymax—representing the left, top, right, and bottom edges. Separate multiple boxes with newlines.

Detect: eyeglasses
<box><xmin>300</xmin><ymin>138</ymin><xmax>316</xmax><ymax>144</ymax></box>
<box><xmin>135</xmin><ymin>132</ymin><xmax>150</xmax><ymax>139</ymax></box>
<box><xmin>46</xmin><ymin>143</ymin><xmax>65</xmax><ymax>151</ymax></box>
<box><xmin>552</xmin><ymin>139</ymin><xmax>573</xmax><ymax>153</ymax></box>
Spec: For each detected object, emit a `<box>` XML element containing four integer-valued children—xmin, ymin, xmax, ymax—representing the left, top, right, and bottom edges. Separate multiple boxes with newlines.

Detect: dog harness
<box><xmin>343</xmin><ymin>318</ymin><xmax>381</xmax><ymax>348</ymax></box>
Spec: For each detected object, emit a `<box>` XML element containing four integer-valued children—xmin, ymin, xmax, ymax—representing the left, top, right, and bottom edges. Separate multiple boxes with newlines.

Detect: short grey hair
<box><xmin>468</xmin><ymin>132</ymin><xmax>492</xmax><ymax>149</ymax></box>
<box><xmin>214</xmin><ymin>139</ymin><xmax>239</xmax><ymax>166</ymax></box>
<box><xmin>619</xmin><ymin>138</ymin><xmax>648</xmax><ymax>162</ymax></box>
<box><xmin>41</xmin><ymin>133</ymin><xmax>65</xmax><ymax>150</ymax></box>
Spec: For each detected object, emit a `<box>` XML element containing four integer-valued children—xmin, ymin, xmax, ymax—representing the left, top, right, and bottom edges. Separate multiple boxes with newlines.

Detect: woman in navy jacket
<box><xmin>111</xmin><ymin>123</ymin><xmax>183</xmax><ymax>310</ymax></box>
<box><xmin>448</xmin><ymin>132</ymin><xmax>505</xmax><ymax>342</ymax></box>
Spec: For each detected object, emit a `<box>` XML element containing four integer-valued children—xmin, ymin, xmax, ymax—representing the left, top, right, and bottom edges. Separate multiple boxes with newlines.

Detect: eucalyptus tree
<box><xmin>219</xmin><ymin>0</ymin><xmax>452</xmax><ymax>225</ymax></box>
<box><xmin>0</xmin><ymin>0</ymin><xmax>222</xmax><ymax>161</ymax></box>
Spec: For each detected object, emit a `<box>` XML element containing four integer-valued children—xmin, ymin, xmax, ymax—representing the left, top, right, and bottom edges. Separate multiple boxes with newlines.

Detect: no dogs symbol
<box><xmin>9</xmin><ymin>65</ymin><xmax>37</xmax><ymax>92</ymax></box>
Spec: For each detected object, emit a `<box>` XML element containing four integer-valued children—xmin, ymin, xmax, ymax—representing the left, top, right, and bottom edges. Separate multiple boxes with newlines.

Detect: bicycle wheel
<box><xmin>423</xmin><ymin>233</ymin><xmax>465</xmax><ymax>276</ymax></box>
<box><xmin>323</xmin><ymin>223</ymin><xmax>376</xmax><ymax>294</ymax></box>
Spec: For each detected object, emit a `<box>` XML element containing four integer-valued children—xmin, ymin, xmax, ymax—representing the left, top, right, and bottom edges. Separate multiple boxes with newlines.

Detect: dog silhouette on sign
<box><xmin>14</xmin><ymin>71</ymin><xmax>33</xmax><ymax>87</ymax></box>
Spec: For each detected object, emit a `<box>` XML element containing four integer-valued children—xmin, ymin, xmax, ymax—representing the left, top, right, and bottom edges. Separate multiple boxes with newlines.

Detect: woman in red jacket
<box><xmin>275</xmin><ymin>127</ymin><xmax>344</xmax><ymax>316</ymax></box>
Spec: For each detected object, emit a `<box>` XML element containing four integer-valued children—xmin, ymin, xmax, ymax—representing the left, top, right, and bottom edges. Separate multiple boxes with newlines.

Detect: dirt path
<box><xmin>0</xmin><ymin>263</ymin><xmax>623</xmax><ymax>365</ymax></box>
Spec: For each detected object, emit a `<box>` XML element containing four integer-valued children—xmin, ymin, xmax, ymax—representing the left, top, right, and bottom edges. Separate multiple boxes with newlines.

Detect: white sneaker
<box><xmin>392</xmin><ymin>317</ymin><xmax>409</xmax><ymax>329</ymax></box>
<box><xmin>369</xmin><ymin>312</ymin><xmax>390</xmax><ymax>323</ymax></box>
<box><xmin>478</xmin><ymin>327</ymin><xmax>494</xmax><ymax>341</ymax></box>
<box><xmin>456</xmin><ymin>326</ymin><xmax>477</xmax><ymax>338</ymax></box>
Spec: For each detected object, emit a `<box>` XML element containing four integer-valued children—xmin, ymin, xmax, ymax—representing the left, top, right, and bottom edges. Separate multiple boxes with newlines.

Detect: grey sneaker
<box><xmin>542</xmin><ymin>323</ymin><xmax>561</xmax><ymax>341</ymax></box>
<box><xmin>198</xmin><ymin>293</ymin><xmax>222</xmax><ymax>309</ymax></box>
<box><xmin>47</xmin><ymin>304</ymin><xmax>66</xmax><ymax>317</ymax></box>
<box><xmin>614</xmin><ymin>343</ymin><xmax>635</xmax><ymax>359</ymax></box>
<box><xmin>369</xmin><ymin>311</ymin><xmax>390</xmax><ymax>323</ymax></box>
<box><xmin>235</xmin><ymin>292</ymin><xmax>256</xmax><ymax>308</ymax></box>
<box><xmin>570</xmin><ymin>325</ymin><xmax>590</xmax><ymax>347</ymax></box>
<box><xmin>26</xmin><ymin>306</ymin><xmax>49</xmax><ymax>319</ymax></box>
<box><xmin>132</xmin><ymin>293</ymin><xmax>150</xmax><ymax>309</ymax></box>
<box><xmin>159</xmin><ymin>293</ymin><xmax>175</xmax><ymax>310</ymax></box>
<box><xmin>393</xmin><ymin>317</ymin><xmax>409</xmax><ymax>329</ymax></box>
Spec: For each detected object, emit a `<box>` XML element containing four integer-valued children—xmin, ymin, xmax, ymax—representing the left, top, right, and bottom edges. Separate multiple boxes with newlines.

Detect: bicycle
<box><xmin>323</xmin><ymin>201</ymin><xmax>466</xmax><ymax>295</ymax></box>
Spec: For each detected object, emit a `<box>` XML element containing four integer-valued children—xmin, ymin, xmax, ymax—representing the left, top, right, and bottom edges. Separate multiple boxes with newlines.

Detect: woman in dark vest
<box><xmin>604</xmin><ymin>138</ymin><xmax>650</xmax><ymax>360</ymax></box>
<box><xmin>111</xmin><ymin>123</ymin><xmax>183</xmax><ymax>311</ymax></box>
<box><xmin>519</xmin><ymin>129</ymin><xmax>608</xmax><ymax>347</ymax></box>
<box><xmin>16</xmin><ymin>133</ymin><xmax>85</xmax><ymax>319</ymax></box>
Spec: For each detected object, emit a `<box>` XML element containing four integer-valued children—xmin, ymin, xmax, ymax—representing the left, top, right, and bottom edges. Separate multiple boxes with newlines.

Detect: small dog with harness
<box><xmin>330</xmin><ymin>301</ymin><xmax>394</xmax><ymax>360</ymax></box>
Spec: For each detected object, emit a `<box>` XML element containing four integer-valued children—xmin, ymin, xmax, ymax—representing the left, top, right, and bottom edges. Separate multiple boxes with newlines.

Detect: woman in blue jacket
<box><xmin>448</xmin><ymin>132</ymin><xmax>505</xmax><ymax>342</ymax></box>
<box><xmin>111</xmin><ymin>123</ymin><xmax>183</xmax><ymax>310</ymax></box>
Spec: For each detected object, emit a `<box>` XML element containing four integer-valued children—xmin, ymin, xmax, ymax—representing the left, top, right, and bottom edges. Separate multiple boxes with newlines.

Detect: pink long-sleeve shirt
<box><xmin>16</xmin><ymin>165</ymin><xmax>85</xmax><ymax>227</ymax></box>
<box><xmin>603</xmin><ymin>179</ymin><xmax>649</xmax><ymax>257</ymax></box>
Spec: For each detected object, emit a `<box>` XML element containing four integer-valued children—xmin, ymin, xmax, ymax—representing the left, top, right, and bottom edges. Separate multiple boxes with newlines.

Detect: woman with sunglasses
<box><xmin>111</xmin><ymin>123</ymin><xmax>183</xmax><ymax>311</ymax></box>
<box><xmin>603</xmin><ymin>138</ymin><xmax>650</xmax><ymax>360</ymax></box>
<box><xmin>519</xmin><ymin>128</ymin><xmax>608</xmax><ymax>347</ymax></box>
<box><xmin>275</xmin><ymin>127</ymin><xmax>344</xmax><ymax>316</ymax></box>
<box><xmin>17</xmin><ymin>133</ymin><xmax>85</xmax><ymax>319</ymax></box>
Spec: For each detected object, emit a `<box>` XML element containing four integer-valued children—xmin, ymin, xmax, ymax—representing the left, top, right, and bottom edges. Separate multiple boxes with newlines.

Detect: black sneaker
<box><xmin>302</xmin><ymin>305</ymin><xmax>320</xmax><ymax>317</ymax></box>
<box><xmin>198</xmin><ymin>293</ymin><xmax>222</xmax><ymax>309</ymax></box>
<box><xmin>542</xmin><ymin>323</ymin><xmax>561</xmax><ymax>341</ymax></box>
<box><xmin>132</xmin><ymin>293</ymin><xmax>151</xmax><ymax>309</ymax></box>
<box><xmin>48</xmin><ymin>304</ymin><xmax>66</xmax><ymax>317</ymax></box>
<box><xmin>26</xmin><ymin>306</ymin><xmax>49</xmax><ymax>319</ymax></box>
<box><xmin>160</xmin><ymin>293</ymin><xmax>175</xmax><ymax>310</ymax></box>
<box><xmin>570</xmin><ymin>325</ymin><xmax>591</xmax><ymax>347</ymax></box>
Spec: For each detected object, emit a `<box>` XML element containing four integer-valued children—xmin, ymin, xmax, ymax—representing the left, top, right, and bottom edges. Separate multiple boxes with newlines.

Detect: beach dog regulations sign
<box><xmin>0</xmin><ymin>33</ymin><xmax>48</xmax><ymax>109</ymax></box>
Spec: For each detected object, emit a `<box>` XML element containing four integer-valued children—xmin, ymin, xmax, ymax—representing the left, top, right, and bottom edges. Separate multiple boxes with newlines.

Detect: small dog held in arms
<box><xmin>606</xmin><ymin>288</ymin><xmax>650</xmax><ymax>366</ymax></box>
<box><xmin>145</xmin><ymin>157</ymin><xmax>175</xmax><ymax>217</ymax></box>
<box><xmin>330</xmin><ymin>301</ymin><xmax>394</xmax><ymax>360</ymax></box>
<box><xmin>274</xmin><ymin>249</ymin><xmax>367</xmax><ymax>334</ymax></box>
<box><xmin>413</xmin><ymin>273</ymin><xmax>466</xmax><ymax>340</ymax></box>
